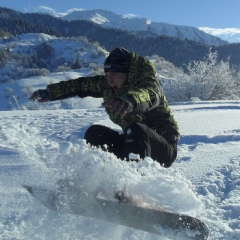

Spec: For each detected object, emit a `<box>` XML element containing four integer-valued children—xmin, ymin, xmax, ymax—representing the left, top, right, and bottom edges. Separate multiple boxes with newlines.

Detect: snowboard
<box><xmin>23</xmin><ymin>184</ymin><xmax>209</xmax><ymax>239</ymax></box>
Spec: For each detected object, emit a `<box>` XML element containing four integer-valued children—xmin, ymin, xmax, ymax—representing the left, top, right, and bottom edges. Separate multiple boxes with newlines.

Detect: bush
<box><xmin>162</xmin><ymin>49</ymin><xmax>239</xmax><ymax>101</ymax></box>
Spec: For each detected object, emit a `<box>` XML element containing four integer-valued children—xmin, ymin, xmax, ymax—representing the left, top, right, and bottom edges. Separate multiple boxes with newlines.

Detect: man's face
<box><xmin>106</xmin><ymin>72</ymin><xmax>128</xmax><ymax>91</ymax></box>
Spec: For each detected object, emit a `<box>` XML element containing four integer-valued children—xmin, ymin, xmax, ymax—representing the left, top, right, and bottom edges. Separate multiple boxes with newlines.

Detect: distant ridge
<box><xmin>62</xmin><ymin>9</ymin><xmax>228</xmax><ymax>46</ymax></box>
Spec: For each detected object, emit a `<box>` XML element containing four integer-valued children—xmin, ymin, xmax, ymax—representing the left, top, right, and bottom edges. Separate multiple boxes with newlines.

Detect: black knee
<box><xmin>84</xmin><ymin>125</ymin><xmax>125</xmax><ymax>159</ymax></box>
<box><xmin>124</xmin><ymin>123</ymin><xmax>147</xmax><ymax>135</ymax></box>
<box><xmin>84</xmin><ymin>125</ymin><xmax>103</xmax><ymax>146</ymax></box>
<box><xmin>124</xmin><ymin>123</ymin><xmax>150</xmax><ymax>159</ymax></box>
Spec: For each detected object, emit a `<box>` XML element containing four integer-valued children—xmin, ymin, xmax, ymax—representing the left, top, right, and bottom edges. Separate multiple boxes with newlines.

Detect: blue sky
<box><xmin>1</xmin><ymin>0</ymin><xmax>240</xmax><ymax>28</ymax></box>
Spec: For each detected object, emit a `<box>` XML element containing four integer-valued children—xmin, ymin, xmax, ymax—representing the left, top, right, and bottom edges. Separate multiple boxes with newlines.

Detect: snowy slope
<box><xmin>61</xmin><ymin>9</ymin><xmax>227</xmax><ymax>46</ymax></box>
<box><xmin>0</xmin><ymin>33</ymin><xmax>108</xmax><ymax>83</ymax></box>
<box><xmin>0</xmin><ymin>98</ymin><xmax>240</xmax><ymax>239</ymax></box>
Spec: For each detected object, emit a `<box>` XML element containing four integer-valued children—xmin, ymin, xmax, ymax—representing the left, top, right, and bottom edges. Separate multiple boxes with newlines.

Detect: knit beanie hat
<box><xmin>104</xmin><ymin>47</ymin><xmax>131</xmax><ymax>73</ymax></box>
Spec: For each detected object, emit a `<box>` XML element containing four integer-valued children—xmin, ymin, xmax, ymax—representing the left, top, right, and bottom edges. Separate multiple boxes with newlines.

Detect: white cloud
<box><xmin>24</xmin><ymin>6</ymin><xmax>85</xmax><ymax>17</ymax></box>
<box><xmin>199</xmin><ymin>27</ymin><xmax>240</xmax><ymax>36</ymax></box>
<box><xmin>24</xmin><ymin>5</ymin><xmax>58</xmax><ymax>16</ymax></box>
<box><xmin>123</xmin><ymin>14</ymin><xmax>138</xmax><ymax>19</ymax></box>
<box><xmin>55</xmin><ymin>8</ymin><xmax>85</xmax><ymax>17</ymax></box>
<box><xmin>38</xmin><ymin>6</ymin><xmax>58</xmax><ymax>16</ymax></box>
<box><xmin>66</xmin><ymin>8</ymin><xmax>85</xmax><ymax>14</ymax></box>
<box><xmin>199</xmin><ymin>27</ymin><xmax>240</xmax><ymax>43</ymax></box>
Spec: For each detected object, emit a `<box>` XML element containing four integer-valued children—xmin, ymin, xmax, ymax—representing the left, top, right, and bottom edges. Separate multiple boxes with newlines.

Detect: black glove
<box><xmin>29</xmin><ymin>89</ymin><xmax>50</xmax><ymax>102</ymax></box>
<box><xmin>102</xmin><ymin>97</ymin><xmax>132</xmax><ymax>119</ymax></box>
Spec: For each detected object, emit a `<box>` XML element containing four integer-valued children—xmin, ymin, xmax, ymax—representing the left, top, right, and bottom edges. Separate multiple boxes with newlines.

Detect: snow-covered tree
<box><xmin>185</xmin><ymin>49</ymin><xmax>236</xmax><ymax>100</ymax></box>
<box><xmin>162</xmin><ymin>49</ymin><xmax>238</xmax><ymax>101</ymax></box>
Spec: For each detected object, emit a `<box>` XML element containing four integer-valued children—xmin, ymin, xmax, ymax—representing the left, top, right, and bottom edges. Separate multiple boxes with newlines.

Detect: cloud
<box><xmin>66</xmin><ymin>8</ymin><xmax>85</xmax><ymax>14</ymax></box>
<box><xmin>24</xmin><ymin>5</ymin><xmax>58</xmax><ymax>16</ymax></box>
<box><xmin>199</xmin><ymin>27</ymin><xmax>240</xmax><ymax>43</ymax></box>
<box><xmin>199</xmin><ymin>27</ymin><xmax>240</xmax><ymax>36</ymax></box>
<box><xmin>123</xmin><ymin>14</ymin><xmax>138</xmax><ymax>19</ymax></box>
<box><xmin>24</xmin><ymin>6</ymin><xmax>85</xmax><ymax>17</ymax></box>
<box><xmin>38</xmin><ymin>6</ymin><xmax>59</xmax><ymax>16</ymax></box>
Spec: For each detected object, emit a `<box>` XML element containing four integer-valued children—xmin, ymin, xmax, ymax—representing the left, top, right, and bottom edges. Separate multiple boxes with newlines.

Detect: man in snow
<box><xmin>30</xmin><ymin>47</ymin><xmax>180</xmax><ymax>167</ymax></box>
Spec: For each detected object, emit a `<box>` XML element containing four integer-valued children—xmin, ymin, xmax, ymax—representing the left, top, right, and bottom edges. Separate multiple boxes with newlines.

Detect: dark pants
<box><xmin>84</xmin><ymin>123</ymin><xmax>177</xmax><ymax>168</ymax></box>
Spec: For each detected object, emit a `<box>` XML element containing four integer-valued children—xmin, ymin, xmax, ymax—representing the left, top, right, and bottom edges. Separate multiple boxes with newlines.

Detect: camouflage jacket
<box><xmin>46</xmin><ymin>52</ymin><xmax>180</xmax><ymax>143</ymax></box>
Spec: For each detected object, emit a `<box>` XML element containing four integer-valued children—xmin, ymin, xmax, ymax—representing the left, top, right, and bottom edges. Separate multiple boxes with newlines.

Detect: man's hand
<box><xmin>29</xmin><ymin>89</ymin><xmax>50</xmax><ymax>102</ymax></box>
<box><xmin>102</xmin><ymin>97</ymin><xmax>129</xmax><ymax>119</ymax></box>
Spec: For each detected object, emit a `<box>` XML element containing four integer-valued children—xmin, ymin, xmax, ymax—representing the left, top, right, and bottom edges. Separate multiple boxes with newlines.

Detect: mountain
<box><xmin>61</xmin><ymin>9</ymin><xmax>227</xmax><ymax>46</ymax></box>
<box><xmin>0</xmin><ymin>7</ymin><xmax>60</xmax><ymax>37</ymax></box>
<box><xmin>1</xmin><ymin>6</ymin><xmax>240</xmax><ymax>70</ymax></box>
<box><xmin>0</xmin><ymin>7</ymin><xmax>211</xmax><ymax>68</ymax></box>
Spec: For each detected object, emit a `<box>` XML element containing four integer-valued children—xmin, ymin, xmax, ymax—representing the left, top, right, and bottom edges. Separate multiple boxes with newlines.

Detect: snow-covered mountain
<box><xmin>61</xmin><ymin>9</ymin><xmax>228</xmax><ymax>46</ymax></box>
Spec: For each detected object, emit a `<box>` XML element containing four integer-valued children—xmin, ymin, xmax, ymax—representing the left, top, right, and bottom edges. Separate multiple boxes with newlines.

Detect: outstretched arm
<box><xmin>29</xmin><ymin>75</ymin><xmax>107</xmax><ymax>102</ymax></box>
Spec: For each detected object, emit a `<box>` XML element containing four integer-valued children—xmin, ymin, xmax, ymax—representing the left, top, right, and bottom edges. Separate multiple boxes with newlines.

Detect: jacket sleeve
<box><xmin>46</xmin><ymin>75</ymin><xmax>107</xmax><ymax>101</ymax></box>
<box><xmin>122</xmin><ymin>55</ymin><xmax>163</xmax><ymax>113</ymax></box>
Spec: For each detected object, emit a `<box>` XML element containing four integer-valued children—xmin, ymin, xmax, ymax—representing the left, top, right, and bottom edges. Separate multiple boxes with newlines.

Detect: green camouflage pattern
<box><xmin>47</xmin><ymin>52</ymin><xmax>180</xmax><ymax>143</ymax></box>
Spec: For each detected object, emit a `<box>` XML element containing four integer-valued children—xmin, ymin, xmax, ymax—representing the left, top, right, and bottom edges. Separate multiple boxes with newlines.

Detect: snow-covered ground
<box><xmin>0</xmin><ymin>98</ymin><xmax>239</xmax><ymax>239</ymax></box>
